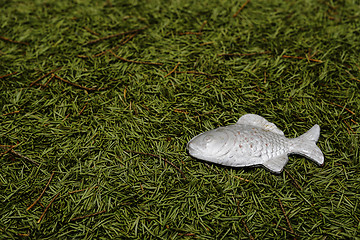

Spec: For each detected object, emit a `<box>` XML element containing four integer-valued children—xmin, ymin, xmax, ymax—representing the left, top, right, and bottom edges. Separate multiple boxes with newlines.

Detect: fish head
<box><xmin>187</xmin><ymin>127</ymin><xmax>235</xmax><ymax>163</ymax></box>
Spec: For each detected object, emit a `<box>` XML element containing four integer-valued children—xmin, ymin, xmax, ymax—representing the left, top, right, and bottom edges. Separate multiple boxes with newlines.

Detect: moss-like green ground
<box><xmin>1</xmin><ymin>0</ymin><xmax>359</xmax><ymax>239</ymax></box>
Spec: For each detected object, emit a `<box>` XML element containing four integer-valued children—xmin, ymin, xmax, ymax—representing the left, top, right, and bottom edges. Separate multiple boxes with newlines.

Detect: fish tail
<box><xmin>292</xmin><ymin>124</ymin><xmax>324</xmax><ymax>165</ymax></box>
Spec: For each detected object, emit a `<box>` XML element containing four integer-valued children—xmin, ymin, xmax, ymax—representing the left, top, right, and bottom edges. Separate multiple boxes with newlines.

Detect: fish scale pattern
<box><xmin>227</xmin><ymin>125</ymin><xmax>289</xmax><ymax>160</ymax></box>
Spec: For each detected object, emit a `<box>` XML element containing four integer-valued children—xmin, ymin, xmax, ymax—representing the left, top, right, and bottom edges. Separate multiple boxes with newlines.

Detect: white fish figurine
<box><xmin>187</xmin><ymin>114</ymin><xmax>324</xmax><ymax>173</ymax></box>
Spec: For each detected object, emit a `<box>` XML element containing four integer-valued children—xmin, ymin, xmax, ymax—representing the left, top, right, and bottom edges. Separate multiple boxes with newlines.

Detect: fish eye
<box><xmin>204</xmin><ymin>135</ymin><xmax>213</xmax><ymax>143</ymax></box>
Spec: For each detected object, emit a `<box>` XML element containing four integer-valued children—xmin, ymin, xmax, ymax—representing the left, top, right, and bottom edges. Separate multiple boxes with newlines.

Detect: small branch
<box><xmin>0</xmin><ymin>144</ymin><xmax>39</xmax><ymax>166</ymax></box>
<box><xmin>0</xmin><ymin>144</ymin><xmax>18</xmax><ymax>157</ymax></box>
<box><xmin>0</xmin><ymin>71</ymin><xmax>18</xmax><ymax>79</ymax></box>
<box><xmin>12</xmin><ymin>151</ymin><xmax>39</xmax><ymax>165</ymax></box>
<box><xmin>282</xmin><ymin>54</ymin><xmax>323</xmax><ymax>63</ymax></box>
<box><xmin>356</xmin><ymin>63</ymin><xmax>360</xmax><ymax>72</ymax></box>
<box><xmin>29</xmin><ymin>67</ymin><xmax>62</xmax><ymax>87</ymax></box>
<box><xmin>284</xmin><ymin>169</ymin><xmax>302</xmax><ymax>191</ymax></box>
<box><xmin>83</xmin><ymin>26</ymin><xmax>100</xmax><ymax>36</ymax></box>
<box><xmin>27</xmin><ymin>172</ymin><xmax>55</xmax><ymax>211</ymax></box>
<box><xmin>37</xmin><ymin>192</ymin><xmax>60</xmax><ymax>224</ymax></box>
<box><xmin>53</xmin><ymin>74</ymin><xmax>107</xmax><ymax>91</ymax></box>
<box><xmin>345</xmin><ymin>70</ymin><xmax>360</xmax><ymax>82</ymax></box>
<box><xmin>71</xmin><ymin>209</ymin><xmax>106</xmax><ymax>221</ymax></box>
<box><xmin>177</xmin><ymin>233</ymin><xmax>196</xmax><ymax>236</ymax></box>
<box><xmin>307</xmin><ymin>49</ymin><xmax>319</xmax><ymax>59</ymax></box>
<box><xmin>123</xmin><ymin>86</ymin><xmax>127</xmax><ymax>100</ymax></box>
<box><xmin>164</xmin><ymin>62</ymin><xmax>181</xmax><ymax>78</ymax></box>
<box><xmin>233</xmin><ymin>0</ymin><xmax>251</xmax><ymax>18</ymax></box>
<box><xmin>109</xmin><ymin>50</ymin><xmax>163</xmax><ymax>66</ymax></box>
<box><xmin>124</xmin><ymin>150</ymin><xmax>186</xmax><ymax>179</ymax></box>
<box><xmin>199</xmin><ymin>20</ymin><xmax>207</xmax><ymax>32</ymax></box>
<box><xmin>329</xmin><ymin>102</ymin><xmax>355</xmax><ymax>115</ymax></box>
<box><xmin>237</xmin><ymin>200</ymin><xmax>254</xmax><ymax>240</ymax></box>
<box><xmin>174</xmin><ymin>108</ymin><xmax>188</xmax><ymax>114</ymax></box>
<box><xmin>273</xmin><ymin>223</ymin><xmax>299</xmax><ymax>236</ymax></box>
<box><xmin>343</xmin><ymin>120</ymin><xmax>355</xmax><ymax>134</ymax></box>
<box><xmin>0</xmin><ymin>36</ymin><xmax>29</xmax><ymax>45</ymax></box>
<box><xmin>78</xmin><ymin>46</ymin><xmax>119</xmax><ymax>59</ymax></box>
<box><xmin>61</xmin><ymin>113</ymin><xmax>70</xmax><ymax>122</ymax></box>
<box><xmin>17</xmin><ymin>231</ymin><xmax>30</xmax><ymax>237</ymax></box>
<box><xmin>42</xmin><ymin>73</ymin><xmax>56</xmax><ymax>88</ymax></box>
<box><xmin>278</xmin><ymin>198</ymin><xmax>294</xmax><ymax>234</ymax></box>
<box><xmin>86</xmin><ymin>27</ymin><xmax>147</xmax><ymax>45</ymax></box>
<box><xmin>199</xmin><ymin>41</ymin><xmax>214</xmax><ymax>46</ymax></box>
<box><xmin>218</xmin><ymin>51</ymin><xmax>271</xmax><ymax>57</ymax></box>
<box><xmin>120</xmin><ymin>32</ymin><xmax>138</xmax><ymax>45</ymax></box>
<box><xmin>78</xmin><ymin>32</ymin><xmax>138</xmax><ymax>59</ymax></box>
<box><xmin>2</xmin><ymin>110</ymin><xmax>21</xmax><ymax>116</ymax></box>
<box><xmin>233</xmin><ymin>175</ymin><xmax>251</xmax><ymax>182</ymax></box>
<box><xmin>78</xmin><ymin>102</ymin><xmax>88</xmax><ymax>115</ymax></box>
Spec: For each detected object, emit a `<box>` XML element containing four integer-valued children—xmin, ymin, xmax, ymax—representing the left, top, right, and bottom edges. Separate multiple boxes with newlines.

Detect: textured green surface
<box><xmin>1</xmin><ymin>0</ymin><xmax>359</xmax><ymax>239</ymax></box>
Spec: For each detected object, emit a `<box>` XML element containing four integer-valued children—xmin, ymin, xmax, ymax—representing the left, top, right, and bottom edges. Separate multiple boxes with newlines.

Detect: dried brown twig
<box><xmin>0</xmin><ymin>144</ymin><xmax>39</xmax><ymax>166</ymax></box>
<box><xmin>0</xmin><ymin>144</ymin><xmax>18</xmax><ymax>156</ymax></box>
<box><xmin>273</xmin><ymin>223</ymin><xmax>299</xmax><ymax>236</ymax></box>
<box><xmin>237</xmin><ymin>200</ymin><xmax>254</xmax><ymax>240</ymax></box>
<box><xmin>278</xmin><ymin>198</ymin><xmax>296</xmax><ymax>235</ymax></box>
<box><xmin>164</xmin><ymin>62</ymin><xmax>181</xmax><ymax>78</ymax></box>
<box><xmin>86</xmin><ymin>27</ymin><xmax>147</xmax><ymax>45</ymax></box>
<box><xmin>0</xmin><ymin>36</ymin><xmax>29</xmax><ymax>45</ymax></box>
<box><xmin>178</xmin><ymin>20</ymin><xmax>207</xmax><ymax>37</ymax></box>
<box><xmin>284</xmin><ymin>169</ymin><xmax>302</xmax><ymax>191</ymax></box>
<box><xmin>178</xmin><ymin>32</ymin><xmax>202</xmax><ymax>36</ymax></box>
<box><xmin>0</xmin><ymin>71</ymin><xmax>18</xmax><ymax>79</ymax></box>
<box><xmin>233</xmin><ymin>0</ymin><xmax>251</xmax><ymax>18</ymax></box>
<box><xmin>233</xmin><ymin>175</ymin><xmax>251</xmax><ymax>182</ymax></box>
<box><xmin>78</xmin><ymin>32</ymin><xmax>138</xmax><ymax>59</ymax></box>
<box><xmin>199</xmin><ymin>20</ymin><xmax>207</xmax><ymax>33</ymax></box>
<box><xmin>282</xmin><ymin>54</ymin><xmax>323</xmax><ymax>63</ymax></box>
<box><xmin>2</xmin><ymin>110</ymin><xmax>21</xmax><ymax>116</ymax></box>
<box><xmin>78</xmin><ymin>102</ymin><xmax>88</xmax><ymax>115</ymax></box>
<box><xmin>27</xmin><ymin>172</ymin><xmax>55</xmax><ymax>211</ymax></box>
<box><xmin>37</xmin><ymin>192</ymin><xmax>60</xmax><ymax>223</ymax></box>
<box><xmin>329</xmin><ymin>102</ymin><xmax>355</xmax><ymax>115</ymax></box>
<box><xmin>83</xmin><ymin>26</ymin><xmax>100</xmax><ymax>36</ymax></box>
<box><xmin>53</xmin><ymin>74</ymin><xmax>107</xmax><ymax>91</ymax></box>
<box><xmin>29</xmin><ymin>67</ymin><xmax>62</xmax><ymax>87</ymax></box>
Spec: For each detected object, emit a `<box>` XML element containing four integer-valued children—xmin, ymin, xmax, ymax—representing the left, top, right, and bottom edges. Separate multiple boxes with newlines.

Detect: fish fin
<box><xmin>262</xmin><ymin>154</ymin><xmax>289</xmax><ymax>173</ymax></box>
<box><xmin>237</xmin><ymin>114</ymin><xmax>284</xmax><ymax>135</ymax></box>
<box><xmin>292</xmin><ymin>124</ymin><xmax>324</xmax><ymax>165</ymax></box>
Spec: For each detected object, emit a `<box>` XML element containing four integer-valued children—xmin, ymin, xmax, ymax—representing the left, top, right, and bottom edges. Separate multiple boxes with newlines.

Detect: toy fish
<box><xmin>187</xmin><ymin>114</ymin><xmax>324</xmax><ymax>173</ymax></box>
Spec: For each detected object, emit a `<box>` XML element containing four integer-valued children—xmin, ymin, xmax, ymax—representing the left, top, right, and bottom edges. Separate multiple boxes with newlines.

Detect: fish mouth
<box><xmin>186</xmin><ymin>141</ymin><xmax>204</xmax><ymax>159</ymax></box>
<box><xmin>186</xmin><ymin>141</ymin><xmax>197</xmax><ymax>154</ymax></box>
